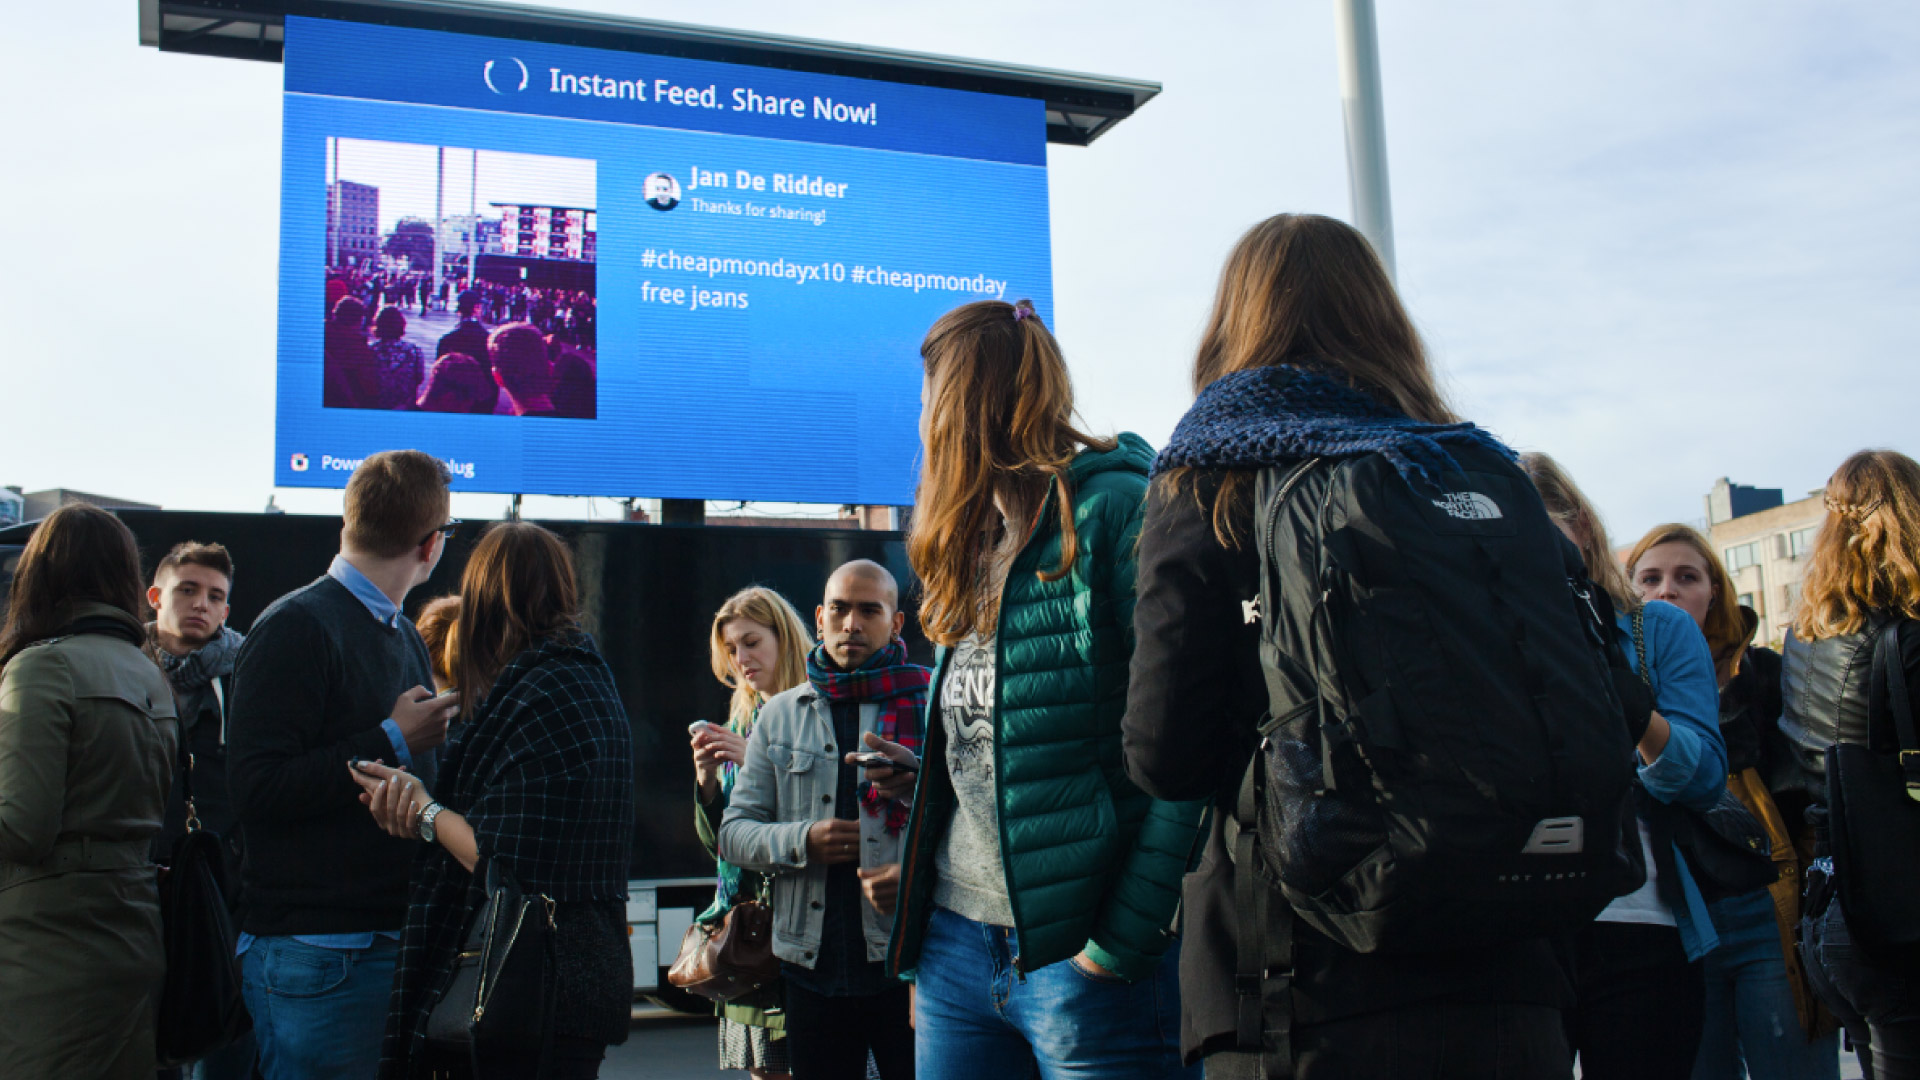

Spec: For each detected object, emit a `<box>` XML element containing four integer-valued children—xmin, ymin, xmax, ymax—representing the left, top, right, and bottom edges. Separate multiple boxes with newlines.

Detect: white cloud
<box><xmin>2</xmin><ymin>1</ymin><xmax>1913</xmax><ymax>537</ymax></box>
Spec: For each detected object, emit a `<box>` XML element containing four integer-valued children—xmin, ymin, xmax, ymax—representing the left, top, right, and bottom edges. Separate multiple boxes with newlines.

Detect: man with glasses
<box><xmin>228</xmin><ymin>451</ymin><xmax>462</xmax><ymax>1080</ymax></box>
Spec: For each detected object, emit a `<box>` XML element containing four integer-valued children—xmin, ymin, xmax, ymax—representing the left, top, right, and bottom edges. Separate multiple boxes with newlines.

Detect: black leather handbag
<box><xmin>155</xmin><ymin>739</ymin><xmax>252</xmax><ymax>1067</ymax></box>
<box><xmin>1630</xmin><ymin>610</ymin><xmax>1777</xmax><ymax>903</ymax></box>
<box><xmin>425</xmin><ymin>861</ymin><xmax>559</xmax><ymax>1059</ymax></box>
<box><xmin>1667</xmin><ymin>787</ymin><xmax>1778</xmax><ymax>903</ymax></box>
<box><xmin>1826</xmin><ymin>622</ymin><xmax>1920</xmax><ymax>947</ymax></box>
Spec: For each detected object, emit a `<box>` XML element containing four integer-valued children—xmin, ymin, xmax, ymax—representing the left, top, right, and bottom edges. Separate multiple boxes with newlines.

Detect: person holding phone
<box><xmin>718</xmin><ymin>561</ymin><xmax>925</xmax><ymax>1080</ymax></box>
<box><xmin>226</xmin><ymin>452</ymin><xmax>461</xmax><ymax>1080</ymax></box>
<box><xmin>693</xmin><ymin>586</ymin><xmax>812</xmax><ymax>1080</ymax></box>
<box><xmin>349</xmin><ymin>522</ymin><xmax>636</xmax><ymax>1079</ymax></box>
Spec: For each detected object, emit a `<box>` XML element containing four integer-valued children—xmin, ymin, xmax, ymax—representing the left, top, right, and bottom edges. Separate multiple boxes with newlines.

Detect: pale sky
<box><xmin>330</xmin><ymin>140</ymin><xmax>598</xmax><ymax>233</ymax></box>
<box><xmin>3</xmin><ymin>2</ymin><xmax>1916</xmax><ymax>541</ymax></box>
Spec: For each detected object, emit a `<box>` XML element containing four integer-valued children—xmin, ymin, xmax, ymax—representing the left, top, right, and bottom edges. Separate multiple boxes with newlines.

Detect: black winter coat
<box><xmin>1121</xmin><ymin>469</ymin><xmax>1572</xmax><ymax>1063</ymax></box>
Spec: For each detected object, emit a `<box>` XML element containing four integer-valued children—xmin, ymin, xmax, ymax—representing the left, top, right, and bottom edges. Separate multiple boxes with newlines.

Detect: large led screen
<box><xmin>276</xmin><ymin>17</ymin><xmax>1051</xmax><ymax>503</ymax></box>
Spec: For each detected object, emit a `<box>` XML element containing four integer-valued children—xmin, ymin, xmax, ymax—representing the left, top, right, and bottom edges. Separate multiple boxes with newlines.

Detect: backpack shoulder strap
<box><xmin>1869</xmin><ymin>620</ymin><xmax>1920</xmax><ymax>801</ymax></box>
<box><xmin>1228</xmin><ymin>743</ymin><xmax>1296</xmax><ymax>1078</ymax></box>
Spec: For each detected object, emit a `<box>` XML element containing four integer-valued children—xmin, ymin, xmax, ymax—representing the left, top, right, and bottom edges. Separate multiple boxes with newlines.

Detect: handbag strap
<box><xmin>176</xmin><ymin>717</ymin><xmax>200</xmax><ymax>833</ymax></box>
<box><xmin>1869</xmin><ymin>620</ymin><xmax>1920</xmax><ymax>802</ymax></box>
<box><xmin>1631</xmin><ymin>608</ymin><xmax>1651</xmax><ymax>687</ymax></box>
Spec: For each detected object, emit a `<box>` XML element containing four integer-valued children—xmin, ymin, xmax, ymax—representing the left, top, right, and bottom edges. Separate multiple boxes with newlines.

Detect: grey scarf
<box><xmin>146</xmin><ymin>623</ymin><xmax>243</xmax><ymax>694</ymax></box>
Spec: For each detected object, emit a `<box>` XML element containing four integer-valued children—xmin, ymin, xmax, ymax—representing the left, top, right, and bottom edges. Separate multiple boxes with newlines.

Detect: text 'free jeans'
<box><xmin>241</xmin><ymin>935</ymin><xmax>397</xmax><ymax>1080</ymax></box>
<box><xmin>913</xmin><ymin>905</ymin><xmax>1197</xmax><ymax>1080</ymax></box>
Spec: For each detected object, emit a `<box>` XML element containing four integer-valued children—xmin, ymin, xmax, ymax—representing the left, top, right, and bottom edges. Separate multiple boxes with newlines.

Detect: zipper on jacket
<box><xmin>994</xmin><ymin>481</ymin><xmax>1055</xmax><ymax>978</ymax></box>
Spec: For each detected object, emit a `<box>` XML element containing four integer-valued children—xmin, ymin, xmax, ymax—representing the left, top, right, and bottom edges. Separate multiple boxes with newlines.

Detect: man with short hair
<box><xmin>147</xmin><ymin>541</ymin><xmax>255</xmax><ymax>1080</ymax></box>
<box><xmin>436</xmin><ymin>289</ymin><xmax>489</xmax><ymax>361</ymax></box>
<box><xmin>721</xmin><ymin>559</ymin><xmax>923</xmax><ymax>1080</ymax></box>
<box><xmin>228</xmin><ymin>450</ymin><xmax>462</xmax><ymax>1080</ymax></box>
<box><xmin>488</xmin><ymin>322</ymin><xmax>557</xmax><ymax>417</ymax></box>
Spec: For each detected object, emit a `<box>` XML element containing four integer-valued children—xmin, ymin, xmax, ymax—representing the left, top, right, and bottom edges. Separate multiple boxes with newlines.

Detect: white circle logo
<box><xmin>483</xmin><ymin>58</ymin><xmax>529</xmax><ymax>94</ymax></box>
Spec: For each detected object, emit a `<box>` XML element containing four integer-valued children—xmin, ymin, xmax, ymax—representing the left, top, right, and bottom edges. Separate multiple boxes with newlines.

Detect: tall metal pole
<box><xmin>434</xmin><ymin>147</ymin><xmax>445</xmax><ymax>289</ymax></box>
<box><xmin>1334</xmin><ymin>0</ymin><xmax>1396</xmax><ymax>280</ymax></box>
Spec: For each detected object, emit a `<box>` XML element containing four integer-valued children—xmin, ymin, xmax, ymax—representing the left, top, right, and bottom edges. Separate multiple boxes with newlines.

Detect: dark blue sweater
<box><xmin>228</xmin><ymin>575</ymin><xmax>435</xmax><ymax>936</ymax></box>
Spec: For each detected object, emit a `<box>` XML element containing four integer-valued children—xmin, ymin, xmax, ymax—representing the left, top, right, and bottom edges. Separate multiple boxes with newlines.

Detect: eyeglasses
<box><xmin>420</xmin><ymin>519</ymin><xmax>461</xmax><ymax>547</ymax></box>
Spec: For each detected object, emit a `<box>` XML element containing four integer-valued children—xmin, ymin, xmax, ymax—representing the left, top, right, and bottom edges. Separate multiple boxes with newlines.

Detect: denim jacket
<box><xmin>717</xmin><ymin>681</ymin><xmax>903</xmax><ymax>968</ymax></box>
<box><xmin>1620</xmin><ymin>600</ymin><xmax>1728</xmax><ymax>961</ymax></box>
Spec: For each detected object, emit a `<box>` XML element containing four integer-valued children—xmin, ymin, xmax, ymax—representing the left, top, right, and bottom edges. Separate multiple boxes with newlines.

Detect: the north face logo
<box><xmin>1432</xmin><ymin>492</ymin><xmax>1504</xmax><ymax>520</ymax></box>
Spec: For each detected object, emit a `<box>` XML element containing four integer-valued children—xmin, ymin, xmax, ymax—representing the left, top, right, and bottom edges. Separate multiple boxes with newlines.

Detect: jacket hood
<box><xmin>1070</xmin><ymin>432</ymin><xmax>1154</xmax><ymax>484</ymax></box>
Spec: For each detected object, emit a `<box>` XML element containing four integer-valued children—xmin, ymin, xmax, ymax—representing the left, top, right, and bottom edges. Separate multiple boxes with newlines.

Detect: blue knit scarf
<box><xmin>1151</xmin><ymin>365</ymin><xmax>1515</xmax><ymax>488</ymax></box>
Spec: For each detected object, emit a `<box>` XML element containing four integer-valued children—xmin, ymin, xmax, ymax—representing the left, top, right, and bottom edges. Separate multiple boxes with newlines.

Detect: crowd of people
<box><xmin>0</xmin><ymin>214</ymin><xmax>1915</xmax><ymax>1080</ymax></box>
<box><xmin>326</xmin><ymin>270</ymin><xmax>598</xmax><ymax>352</ymax></box>
<box><xmin>323</xmin><ymin>272</ymin><xmax>598</xmax><ymax>419</ymax></box>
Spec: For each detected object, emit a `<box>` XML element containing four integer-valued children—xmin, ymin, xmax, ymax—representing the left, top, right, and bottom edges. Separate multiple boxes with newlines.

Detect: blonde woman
<box><xmin>1627</xmin><ymin>524</ymin><xmax>1839</xmax><ymax>1080</ymax></box>
<box><xmin>1779</xmin><ymin>450</ymin><xmax>1920</xmax><ymax>1080</ymax></box>
<box><xmin>694</xmin><ymin>587</ymin><xmax>811</xmax><ymax>1080</ymax></box>
<box><xmin>1521</xmin><ymin>453</ymin><xmax>1729</xmax><ymax>1080</ymax></box>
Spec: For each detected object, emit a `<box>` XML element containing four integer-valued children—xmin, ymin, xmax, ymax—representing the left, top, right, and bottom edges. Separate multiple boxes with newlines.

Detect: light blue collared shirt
<box><xmin>328</xmin><ymin>555</ymin><xmax>416</xmax><ymax>774</ymax></box>
<box><xmin>236</xmin><ymin>557</ymin><xmax>418</xmax><ymax>957</ymax></box>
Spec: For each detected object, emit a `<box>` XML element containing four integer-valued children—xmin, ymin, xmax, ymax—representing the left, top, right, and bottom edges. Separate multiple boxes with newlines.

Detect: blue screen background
<box><xmin>276</xmin><ymin>17</ymin><xmax>1052</xmax><ymax>504</ymax></box>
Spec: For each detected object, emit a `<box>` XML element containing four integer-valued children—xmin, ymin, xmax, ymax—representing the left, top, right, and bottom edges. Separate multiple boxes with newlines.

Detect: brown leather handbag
<box><xmin>666</xmin><ymin>900</ymin><xmax>782</xmax><ymax>1002</ymax></box>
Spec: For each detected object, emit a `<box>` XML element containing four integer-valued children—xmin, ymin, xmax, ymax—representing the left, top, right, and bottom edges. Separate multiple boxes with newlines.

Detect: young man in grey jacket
<box><xmin>719</xmin><ymin>560</ymin><xmax>923</xmax><ymax>1080</ymax></box>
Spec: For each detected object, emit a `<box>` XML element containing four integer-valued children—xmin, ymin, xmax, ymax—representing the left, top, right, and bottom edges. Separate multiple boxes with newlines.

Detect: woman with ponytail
<box><xmin>886</xmin><ymin>299</ymin><xmax>1205</xmax><ymax>1080</ymax></box>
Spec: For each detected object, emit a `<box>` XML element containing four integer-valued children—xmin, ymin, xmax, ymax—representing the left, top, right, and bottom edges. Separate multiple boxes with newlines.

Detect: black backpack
<box><xmin>1236</xmin><ymin>446</ymin><xmax>1645</xmax><ymax>952</ymax></box>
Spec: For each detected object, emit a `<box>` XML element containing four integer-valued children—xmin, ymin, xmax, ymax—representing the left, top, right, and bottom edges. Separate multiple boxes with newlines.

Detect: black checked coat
<box><xmin>379</xmin><ymin>631</ymin><xmax>635</xmax><ymax>1077</ymax></box>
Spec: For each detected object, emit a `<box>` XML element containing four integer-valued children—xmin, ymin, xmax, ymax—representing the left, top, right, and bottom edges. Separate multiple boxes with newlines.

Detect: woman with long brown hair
<box><xmin>0</xmin><ymin>504</ymin><xmax>178</xmax><ymax>1078</ymax></box>
<box><xmin>1626</xmin><ymin>524</ymin><xmax>1840</xmax><ymax>1080</ymax></box>
<box><xmin>885</xmin><ymin>298</ymin><xmax>1204</xmax><ymax>1080</ymax></box>
<box><xmin>349</xmin><ymin>523</ymin><xmax>635</xmax><ymax>1079</ymax></box>
<box><xmin>1779</xmin><ymin>450</ymin><xmax>1920</xmax><ymax>1080</ymax></box>
<box><xmin>1122</xmin><ymin>214</ymin><xmax>1611</xmax><ymax>1079</ymax></box>
<box><xmin>691</xmin><ymin>586</ymin><xmax>811</xmax><ymax>1079</ymax></box>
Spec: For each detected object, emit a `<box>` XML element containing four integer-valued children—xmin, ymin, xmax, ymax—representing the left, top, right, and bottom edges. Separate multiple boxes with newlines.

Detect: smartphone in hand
<box><xmin>852</xmin><ymin>751</ymin><xmax>917</xmax><ymax>774</ymax></box>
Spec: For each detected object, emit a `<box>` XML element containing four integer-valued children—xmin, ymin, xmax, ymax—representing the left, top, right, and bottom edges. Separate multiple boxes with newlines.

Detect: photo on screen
<box><xmin>321</xmin><ymin>137</ymin><xmax>599</xmax><ymax>419</ymax></box>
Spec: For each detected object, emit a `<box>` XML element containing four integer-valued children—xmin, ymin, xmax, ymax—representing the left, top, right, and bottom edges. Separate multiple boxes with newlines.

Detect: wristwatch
<box><xmin>417</xmin><ymin>801</ymin><xmax>446</xmax><ymax>844</ymax></box>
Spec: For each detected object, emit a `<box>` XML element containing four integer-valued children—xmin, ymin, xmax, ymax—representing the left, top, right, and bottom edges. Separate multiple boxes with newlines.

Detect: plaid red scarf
<box><xmin>807</xmin><ymin>639</ymin><xmax>928</xmax><ymax>834</ymax></box>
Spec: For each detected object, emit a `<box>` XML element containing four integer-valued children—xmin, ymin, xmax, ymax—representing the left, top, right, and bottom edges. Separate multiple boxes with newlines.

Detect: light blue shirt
<box><xmin>328</xmin><ymin>555</ymin><xmax>417</xmax><ymax>774</ymax></box>
<box><xmin>237</xmin><ymin>556</ymin><xmax>417</xmax><ymax>956</ymax></box>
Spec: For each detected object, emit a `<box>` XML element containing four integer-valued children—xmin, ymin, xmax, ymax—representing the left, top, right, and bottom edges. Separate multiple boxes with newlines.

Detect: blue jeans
<box><xmin>914</xmin><ymin>906</ymin><xmax>1196</xmax><ymax>1080</ymax></box>
<box><xmin>241</xmin><ymin>936</ymin><xmax>398</xmax><ymax>1080</ymax></box>
<box><xmin>1693</xmin><ymin>891</ymin><xmax>1840</xmax><ymax>1080</ymax></box>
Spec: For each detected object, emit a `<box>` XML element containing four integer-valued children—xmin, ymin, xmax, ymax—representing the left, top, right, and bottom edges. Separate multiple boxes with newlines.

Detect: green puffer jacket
<box><xmin>888</xmin><ymin>433</ymin><xmax>1209</xmax><ymax>982</ymax></box>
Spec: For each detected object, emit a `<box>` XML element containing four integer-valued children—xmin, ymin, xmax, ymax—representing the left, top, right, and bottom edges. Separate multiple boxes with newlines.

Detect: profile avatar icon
<box><xmin>644</xmin><ymin>172</ymin><xmax>681</xmax><ymax>212</ymax></box>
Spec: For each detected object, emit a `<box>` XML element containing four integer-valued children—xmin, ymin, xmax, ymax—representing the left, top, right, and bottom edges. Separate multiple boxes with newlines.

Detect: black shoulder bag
<box><xmin>1630</xmin><ymin>610</ymin><xmax>1779</xmax><ymax>902</ymax></box>
<box><xmin>426</xmin><ymin>860</ymin><xmax>560</xmax><ymax>1068</ymax></box>
<box><xmin>1826</xmin><ymin>620</ymin><xmax>1920</xmax><ymax>947</ymax></box>
<box><xmin>156</xmin><ymin>735</ymin><xmax>252</xmax><ymax>1066</ymax></box>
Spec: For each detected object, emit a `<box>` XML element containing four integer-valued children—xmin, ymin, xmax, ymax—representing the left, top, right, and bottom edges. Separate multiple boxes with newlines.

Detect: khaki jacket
<box><xmin>0</xmin><ymin>602</ymin><xmax>179</xmax><ymax>1079</ymax></box>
